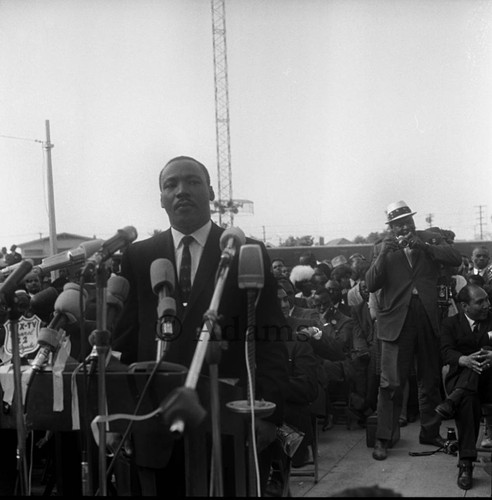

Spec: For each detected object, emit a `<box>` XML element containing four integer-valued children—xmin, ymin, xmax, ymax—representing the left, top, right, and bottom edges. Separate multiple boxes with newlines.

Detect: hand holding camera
<box><xmin>381</xmin><ymin>236</ymin><xmax>399</xmax><ymax>255</ymax></box>
<box><xmin>407</xmin><ymin>234</ymin><xmax>428</xmax><ymax>251</ymax></box>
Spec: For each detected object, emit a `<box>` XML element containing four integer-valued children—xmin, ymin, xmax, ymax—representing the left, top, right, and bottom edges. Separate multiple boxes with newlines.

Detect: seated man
<box><xmin>437</xmin><ymin>284</ymin><xmax>492</xmax><ymax>491</ymax></box>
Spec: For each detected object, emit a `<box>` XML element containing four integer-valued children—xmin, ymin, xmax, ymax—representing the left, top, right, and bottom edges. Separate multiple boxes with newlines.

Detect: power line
<box><xmin>0</xmin><ymin>133</ymin><xmax>43</xmax><ymax>144</ymax></box>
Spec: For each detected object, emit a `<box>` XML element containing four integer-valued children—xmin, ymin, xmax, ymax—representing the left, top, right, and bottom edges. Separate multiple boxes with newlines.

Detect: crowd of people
<box><xmin>0</xmin><ymin>157</ymin><xmax>492</xmax><ymax>495</ymax></box>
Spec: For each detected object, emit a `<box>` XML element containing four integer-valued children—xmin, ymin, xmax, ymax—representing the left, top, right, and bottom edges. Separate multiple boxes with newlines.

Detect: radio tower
<box><xmin>210</xmin><ymin>0</ymin><xmax>254</xmax><ymax>229</ymax></box>
<box><xmin>211</xmin><ymin>0</ymin><xmax>233</xmax><ymax>228</ymax></box>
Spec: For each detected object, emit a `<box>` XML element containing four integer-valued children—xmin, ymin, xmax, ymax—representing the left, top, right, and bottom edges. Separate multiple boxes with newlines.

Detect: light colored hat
<box><xmin>331</xmin><ymin>255</ymin><xmax>347</xmax><ymax>268</ymax></box>
<box><xmin>385</xmin><ymin>200</ymin><xmax>416</xmax><ymax>225</ymax></box>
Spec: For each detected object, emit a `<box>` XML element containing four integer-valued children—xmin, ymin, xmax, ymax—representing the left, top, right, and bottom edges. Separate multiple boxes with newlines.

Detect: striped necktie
<box><xmin>180</xmin><ymin>235</ymin><xmax>194</xmax><ymax>303</ymax></box>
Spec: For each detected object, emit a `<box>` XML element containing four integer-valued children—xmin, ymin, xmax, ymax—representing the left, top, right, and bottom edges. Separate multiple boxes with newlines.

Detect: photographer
<box><xmin>437</xmin><ymin>284</ymin><xmax>492</xmax><ymax>490</ymax></box>
<box><xmin>366</xmin><ymin>200</ymin><xmax>462</xmax><ymax>461</ymax></box>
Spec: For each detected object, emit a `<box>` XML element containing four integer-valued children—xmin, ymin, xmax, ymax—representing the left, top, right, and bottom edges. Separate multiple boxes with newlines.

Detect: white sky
<box><xmin>1</xmin><ymin>0</ymin><xmax>491</xmax><ymax>249</ymax></box>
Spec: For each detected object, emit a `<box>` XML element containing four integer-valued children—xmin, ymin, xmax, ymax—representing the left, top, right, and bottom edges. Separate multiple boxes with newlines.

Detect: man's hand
<box><xmin>459</xmin><ymin>350</ymin><xmax>491</xmax><ymax>374</ymax></box>
<box><xmin>380</xmin><ymin>236</ymin><xmax>398</xmax><ymax>255</ymax></box>
<box><xmin>408</xmin><ymin>235</ymin><xmax>428</xmax><ymax>252</ymax></box>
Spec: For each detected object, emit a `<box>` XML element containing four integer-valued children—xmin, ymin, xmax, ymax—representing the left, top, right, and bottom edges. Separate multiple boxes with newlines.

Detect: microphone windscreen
<box><xmin>121</xmin><ymin>226</ymin><xmax>138</xmax><ymax>243</ymax></box>
<box><xmin>219</xmin><ymin>227</ymin><xmax>246</xmax><ymax>251</ymax></box>
<box><xmin>54</xmin><ymin>282</ymin><xmax>87</xmax><ymax>323</ymax></box>
<box><xmin>30</xmin><ymin>287</ymin><xmax>59</xmax><ymax>317</ymax></box>
<box><xmin>238</xmin><ymin>244</ymin><xmax>265</xmax><ymax>289</ymax></box>
<box><xmin>107</xmin><ymin>275</ymin><xmax>130</xmax><ymax>305</ymax></box>
<box><xmin>151</xmin><ymin>258</ymin><xmax>175</xmax><ymax>295</ymax></box>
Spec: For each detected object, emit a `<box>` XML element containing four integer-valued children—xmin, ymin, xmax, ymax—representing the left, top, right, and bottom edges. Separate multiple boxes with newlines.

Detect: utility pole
<box><xmin>425</xmin><ymin>214</ymin><xmax>433</xmax><ymax>228</ymax></box>
<box><xmin>44</xmin><ymin>120</ymin><xmax>58</xmax><ymax>260</ymax></box>
<box><xmin>475</xmin><ymin>205</ymin><xmax>486</xmax><ymax>240</ymax></box>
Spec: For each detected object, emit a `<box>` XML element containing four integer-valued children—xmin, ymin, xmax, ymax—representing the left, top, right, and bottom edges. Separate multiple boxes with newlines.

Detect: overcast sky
<box><xmin>1</xmin><ymin>0</ymin><xmax>491</xmax><ymax>250</ymax></box>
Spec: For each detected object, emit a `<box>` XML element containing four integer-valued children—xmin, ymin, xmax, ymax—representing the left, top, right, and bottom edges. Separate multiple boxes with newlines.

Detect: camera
<box><xmin>397</xmin><ymin>235</ymin><xmax>410</xmax><ymax>248</ymax></box>
<box><xmin>442</xmin><ymin>439</ymin><xmax>458</xmax><ymax>455</ymax></box>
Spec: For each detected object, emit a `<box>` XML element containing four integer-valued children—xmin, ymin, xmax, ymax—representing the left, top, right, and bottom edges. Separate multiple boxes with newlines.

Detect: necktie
<box><xmin>180</xmin><ymin>235</ymin><xmax>194</xmax><ymax>303</ymax></box>
<box><xmin>473</xmin><ymin>321</ymin><xmax>480</xmax><ymax>334</ymax></box>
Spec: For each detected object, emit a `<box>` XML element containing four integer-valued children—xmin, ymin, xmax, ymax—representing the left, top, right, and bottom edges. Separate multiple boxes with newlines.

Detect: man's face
<box><xmin>471</xmin><ymin>248</ymin><xmax>490</xmax><ymax>270</ymax></box>
<box><xmin>313</xmin><ymin>292</ymin><xmax>334</xmax><ymax>316</ymax></box>
<box><xmin>160</xmin><ymin>158</ymin><xmax>213</xmax><ymax>234</ymax></box>
<box><xmin>390</xmin><ymin>215</ymin><xmax>416</xmax><ymax>238</ymax></box>
<box><xmin>325</xmin><ymin>280</ymin><xmax>342</xmax><ymax>303</ymax></box>
<box><xmin>463</xmin><ymin>286</ymin><xmax>490</xmax><ymax>321</ymax></box>
<box><xmin>272</xmin><ymin>260</ymin><xmax>285</xmax><ymax>278</ymax></box>
<box><xmin>277</xmin><ymin>288</ymin><xmax>291</xmax><ymax>318</ymax></box>
<box><xmin>359</xmin><ymin>280</ymin><xmax>370</xmax><ymax>302</ymax></box>
<box><xmin>24</xmin><ymin>274</ymin><xmax>41</xmax><ymax>295</ymax></box>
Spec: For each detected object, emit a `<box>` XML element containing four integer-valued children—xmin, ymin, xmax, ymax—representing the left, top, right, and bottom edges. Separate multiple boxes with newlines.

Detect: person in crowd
<box><xmin>348</xmin><ymin>253</ymin><xmax>368</xmax><ymax>288</ymax></box>
<box><xmin>350</xmin><ymin>279</ymin><xmax>379</xmax><ymax>419</ymax></box>
<box><xmin>289</xmin><ymin>264</ymin><xmax>316</xmax><ymax>308</ymax></box>
<box><xmin>366</xmin><ymin>200</ymin><xmax>462</xmax><ymax>461</ymax></box>
<box><xmin>0</xmin><ymin>246</ymin><xmax>7</xmax><ymax>268</ymax></box>
<box><xmin>468</xmin><ymin>246</ymin><xmax>492</xmax><ymax>282</ymax></box>
<box><xmin>331</xmin><ymin>255</ymin><xmax>347</xmax><ymax>270</ymax></box>
<box><xmin>467</xmin><ymin>246</ymin><xmax>492</xmax><ymax>301</ymax></box>
<box><xmin>437</xmin><ymin>284</ymin><xmax>492</xmax><ymax>490</ymax></box>
<box><xmin>272</xmin><ymin>258</ymin><xmax>287</xmax><ymax>279</ymax></box>
<box><xmin>266</xmin><ymin>284</ymin><xmax>319</xmax><ymax>495</ymax></box>
<box><xmin>22</xmin><ymin>271</ymin><xmax>42</xmax><ymax>298</ymax></box>
<box><xmin>112</xmin><ymin>156</ymin><xmax>289</xmax><ymax>496</ymax></box>
<box><xmin>301</xmin><ymin>287</ymin><xmax>357</xmax><ymax>429</ymax></box>
<box><xmin>325</xmin><ymin>278</ymin><xmax>352</xmax><ymax>317</ymax></box>
<box><xmin>5</xmin><ymin>244</ymin><xmax>22</xmax><ymax>265</ymax></box>
<box><xmin>311</xmin><ymin>265</ymin><xmax>329</xmax><ymax>289</ymax></box>
<box><xmin>347</xmin><ymin>261</ymin><xmax>371</xmax><ymax>307</ymax></box>
<box><xmin>299</xmin><ymin>251</ymin><xmax>317</xmax><ymax>268</ymax></box>
<box><xmin>330</xmin><ymin>265</ymin><xmax>353</xmax><ymax>313</ymax></box>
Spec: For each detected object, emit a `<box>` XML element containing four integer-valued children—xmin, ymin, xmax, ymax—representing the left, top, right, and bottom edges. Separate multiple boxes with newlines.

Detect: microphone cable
<box><xmin>94</xmin><ymin>344</ymin><xmax>169</xmax><ymax>496</ymax></box>
<box><xmin>244</xmin><ymin>287</ymin><xmax>262</xmax><ymax>498</ymax></box>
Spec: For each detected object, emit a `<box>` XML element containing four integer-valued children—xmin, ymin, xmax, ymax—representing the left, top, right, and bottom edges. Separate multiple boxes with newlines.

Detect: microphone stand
<box><xmin>92</xmin><ymin>263</ymin><xmax>111</xmax><ymax>497</ymax></box>
<box><xmin>8</xmin><ymin>305</ymin><xmax>29</xmax><ymax>496</ymax></box>
<box><xmin>160</xmin><ymin>250</ymin><xmax>236</xmax><ymax>496</ymax></box>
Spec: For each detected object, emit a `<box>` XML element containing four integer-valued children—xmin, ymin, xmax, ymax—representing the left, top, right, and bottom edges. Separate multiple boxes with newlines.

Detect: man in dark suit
<box><xmin>366</xmin><ymin>200</ymin><xmax>462</xmax><ymax>461</ymax></box>
<box><xmin>438</xmin><ymin>284</ymin><xmax>492</xmax><ymax>490</ymax></box>
<box><xmin>112</xmin><ymin>156</ymin><xmax>289</xmax><ymax>495</ymax></box>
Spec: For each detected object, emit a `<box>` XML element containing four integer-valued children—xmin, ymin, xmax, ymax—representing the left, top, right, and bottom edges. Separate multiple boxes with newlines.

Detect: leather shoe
<box><xmin>372</xmin><ymin>439</ymin><xmax>388</xmax><ymax>461</ymax></box>
<box><xmin>457</xmin><ymin>462</ymin><xmax>473</xmax><ymax>490</ymax></box>
<box><xmin>435</xmin><ymin>399</ymin><xmax>455</xmax><ymax>420</ymax></box>
<box><xmin>419</xmin><ymin>435</ymin><xmax>446</xmax><ymax>448</ymax></box>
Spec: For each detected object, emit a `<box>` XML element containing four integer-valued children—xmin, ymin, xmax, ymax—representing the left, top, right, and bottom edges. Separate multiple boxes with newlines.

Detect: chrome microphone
<box><xmin>218</xmin><ymin>227</ymin><xmax>246</xmax><ymax>270</ymax></box>
<box><xmin>31</xmin><ymin>282</ymin><xmax>88</xmax><ymax>372</ymax></box>
<box><xmin>150</xmin><ymin>258</ymin><xmax>176</xmax><ymax>360</ymax></box>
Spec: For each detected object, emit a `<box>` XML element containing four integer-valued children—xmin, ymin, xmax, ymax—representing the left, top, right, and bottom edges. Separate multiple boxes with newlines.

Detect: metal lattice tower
<box><xmin>211</xmin><ymin>0</ymin><xmax>233</xmax><ymax>228</ymax></box>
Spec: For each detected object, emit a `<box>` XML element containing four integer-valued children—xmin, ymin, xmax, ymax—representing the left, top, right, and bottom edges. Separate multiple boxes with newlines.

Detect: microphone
<box><xmin>29</xmin><ymin>287</ymin><xmax>59</xmax><ymax>319</ymax></box>
<box><xmin>218</xmin><ymin>227</ymin><xmax>246</xmax><ymax>269</ymax></box>
<box><xmin>35</xmin><ymin>239</ymin><xmax>104</xmax><ymax>274</ymax></box>
<box><xmin>1</xmin><ymin>260</ymin><xmax>31</xmax><ymax>278</ymax></box>
<box><xmin>105</xmin><ymin>275</ymin><xmax>130</xmax><ymax>333</ymax></box>
<box><xmin>85</xmin><ymin>226</ymin><xmax>138</xmax><ymax>267</ymax></box>
<box><xmin>0</xmin><ymin>260</ymin><xmax>34</xmax><ymax>300</ymax></box>
<box><xmin>151</xmin><ymin>258</ymin><xmax>176</xmax><ymax>320</ymax></box>
<box><xmin>87</xmin><ymin>275</ymin><xmax>129</xmax><ymax>356</ymax></box>
<box><xmin>151</xmin><ymin>259</ymin><xmax>176</xmax><ymax>360</ymax></box>
<box><xmin>31</xmin><ymin>282</ymin><xmax>88</xmax><ymax>372</ymax></box>
<box><xmin>238</xmin><ymin>244</ymin><xmax>265</xmax><ymax>290</ymax></box>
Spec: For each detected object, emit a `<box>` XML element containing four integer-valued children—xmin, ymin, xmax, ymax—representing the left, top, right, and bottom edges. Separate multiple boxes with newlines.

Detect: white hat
<box><xmin>385</xmin><ymin>200</ymin><xmax>416</xmax><ymax>225</ymax></box>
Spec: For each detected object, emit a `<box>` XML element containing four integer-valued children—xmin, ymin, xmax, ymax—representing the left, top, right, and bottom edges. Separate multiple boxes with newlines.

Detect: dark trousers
<box><xmin>446</xmin><ymin>367</ymin><xmax>492</xmax><ymax>460</ymax></box>
<box><xmin>376</xmin><ymin>296</ymin><xmax>442</xmax><ymax>441</ymax></box>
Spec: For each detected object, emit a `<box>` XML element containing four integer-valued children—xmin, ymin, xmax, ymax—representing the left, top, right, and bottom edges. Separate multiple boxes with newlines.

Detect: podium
<box><xmin>0</xmin><ymin>360</ymin><xmax>249</xmax><ymax>496</ymax></box>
